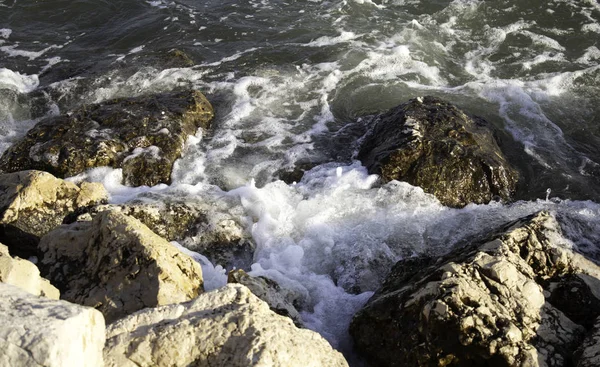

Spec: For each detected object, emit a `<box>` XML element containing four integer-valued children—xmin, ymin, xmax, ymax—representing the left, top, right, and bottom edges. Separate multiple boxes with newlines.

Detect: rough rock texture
<box><xmin>0</xmin><ymin>170</ymin><xmax>108</xmax><ymax>258</ymax></box>
<box><xmin>357</xmin><ymin>96</ymin><xmax>518</xmax><ymax>208</ymax></box>
<box><xmin>0</xmin><ymin>243</ymin><xmax>59</xmax><ymax>299</ymax></box>
<box><xmin>0</xmin><ymin>282</ymin><xmax>105</xmax><ymax>367</ymax></box>
<box><xmin>104</xmin><ymin>284</ymin><xmax>347</xmax><ymax>367</ymax></box>
<box><xmin>0</xmin><ymin>90</ymin><xmax>214</xmax><ymax>187</ymax></box>
<box><xmin>228</xmin><ymin>269</ymin><xmax>303</xmax><ymax>327</ymax></box>
<box><xmin>39</xmin><ymin>209</ymin><xmax>204</xmax><ymax>323</ymax></box>
<box><xmin>71</xmin><ymin>194</ymin><xmax>254</xmax><ymax>270</ymax></box>
<box><xmin>575</xmin><ymin>317</ymin><xmax>600</xmax><ymax>367</ymax></box>
<box><xmin>350</xmin><ymin>211</ymin><xmax>600</xmax><ymax>367</ymax></box>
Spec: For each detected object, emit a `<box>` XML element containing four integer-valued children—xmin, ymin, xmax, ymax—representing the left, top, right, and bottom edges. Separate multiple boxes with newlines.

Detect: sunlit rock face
<box><xmin>38</xmin><ymin>209</ymin><xmax>204</xmax><ymax>323</ymax></box>
<box><xmin>0</xmin><ymin>89</ymin><xmax>214</xmax><ymax>187</ymax></box>
<box><xmin>0</xmin><ymin>170</ymin><xmax>108</xmax><ymax>258</ymax></box>
<box><xmin>104</xmin><ymin>284</ymin><xmax>348</xmax><ymax>367</ymax></box>
<box><xmin>0</xmin><ymin>283</ymin><xmax>105</xmax><ymax>367</ymax></box>
<box><xmin>350</xmin><ymin>211</ymin><xmax>600</xmax><ymax>367</ymax></box>
<box><xmin>358</xmin><ymin>96</ymin><xmax>518</xmax><ymax>208</ymax></box>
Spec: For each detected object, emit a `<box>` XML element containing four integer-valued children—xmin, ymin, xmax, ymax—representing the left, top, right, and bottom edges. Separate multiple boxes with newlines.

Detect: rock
<box><xmin>0</xmin><ymin>170</ymin><xmax>108</xmax><ymax>258</ymax></box>
<box><xmin>0</xmin><ymin>89</ymin><xmax>214</xmax><ymax>187</ymax></box>
<box><xmin>39</xmin><ymin>209</ymin><xmax>204</xmax><ymax>323</ymax></box>
<box><xmin>357</xmin><ymin>96</ymin><xmax>518</xmax><ymax>208</ymax></box>
<box><xmin>0</xmin><ymin>243</ymin><xmax>59</xmax><ymax>299</ymax></box>
<box><xmin>228</xmin><ymin>269</ymin><xmax>303</xmax><ymax>327</ymax></box>
<box><xmin>574</xmin><ymin>317</ymin><xmax>600</xmax><ymax>367</ymax></box>
<box><xmin>69</xmin><ymin>193</ymin><xmax>254</xmax><ymax>270</ymax></box>
<box><xmin>104</xmin><ymin>284</ymin><xmax>348</xmax><ymax>367</ymax></box>
<box><xmin>350</xmin><ymin>211</ymin><xmax>600</xmax><ymax>367</ymax></box>
<box><xmin>0</xmin><ymin>282</ymin><xmax>105</xmax><ymax>367</ymax></box>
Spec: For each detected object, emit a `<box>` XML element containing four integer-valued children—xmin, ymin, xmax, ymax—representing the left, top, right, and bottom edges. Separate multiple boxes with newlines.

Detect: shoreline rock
<box><xmin>70</xmin><ymin>194</ymin><xmax>255</xmax><ymax>270</ymax></box>
<box><xmin>0</xmin><ymin>243</ymin><xmax>59</xmax><ymax>299</ymax></box>
<box><xmin>357</xmin><ymin>96</ymin><xmax>518</xmax><ymax>208</ymax></box>
<box><xmin>0</xmin><ymin>89</ymin><xmax>214</xmax><ymax>187</ymax></box>
<box><xmin>0</xmin><ymin>283</ymin><xmax>105</xmax><ymax>367</ymax></box>
<box><xmin>104</xmin><ymin>284</ymin><xmax>348</xmax><ymax>367</ymax></box>
<box><xmin>350</xmin><ymin>211</ymin><xmax>600</xmax><ymax>366</ymax></box>
<box><xmin>0</xmin><ymin>170</ymin><xmax>107</xmax><ymax>258</ymax></box>
<box><xmin>39</xmin><ymin>209</ymin><xmax>204</xmax><ymax>323</ymax></box>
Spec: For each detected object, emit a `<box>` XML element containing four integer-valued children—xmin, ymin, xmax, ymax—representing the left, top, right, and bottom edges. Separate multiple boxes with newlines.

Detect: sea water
<box><xmin>1</xmin><ymin>0</ymin><xmax>600</xmax><ymax>363</ymax></box>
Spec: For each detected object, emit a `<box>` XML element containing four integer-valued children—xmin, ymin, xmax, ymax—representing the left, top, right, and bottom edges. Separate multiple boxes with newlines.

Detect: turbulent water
<box><xmin>2</xmin><ymin>0</ymin><xmax>600</xmax><ymax>363</ymax></box>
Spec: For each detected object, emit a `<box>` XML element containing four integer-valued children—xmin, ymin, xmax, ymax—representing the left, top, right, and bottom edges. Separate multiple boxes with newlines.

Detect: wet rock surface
<box><xmin>38</xmin><ymin>209</ymin><xmax>204</xmax><ymax>323</ymax></box>
<box><xmin>104</xmin><ymin>284</ymin><xmax>348</xmax><ymax>367</ymax></box>
<box><xmin>0</xmin><ymin>243</ymin><xmax>59</xmax><ymax>299</ymax></box>
<box><xmin>350</xmin><ymin>211</ymin><xmax>600</xmax><ymax>367</ymax></box>
<box><xmin>0</xmin><ymin>283</ymin><xmax>105</xmax><ymax>367</ymax></box>
<box><xmin>228</xmin><ymin>269</ymin><xmax>303</xmax><ymax>327</ymax></box>
<box><xmin>357</xmin><ymin>96</ymin><xmax>518</xmax><ymax>208</ymax></box>
<box><xmin>0</xmin><ymin>90</ymin><xmax>214</xmax><ymax>186</ymax></box>
<box><xmin>72</xmin><ymin>193</ymin><xmax>254</xmax><ymax>270</ymax></box>
<box><xmin>0</xmin><ymin>170</ymin><xmax>107</xmax><ymax>258</ymax></box>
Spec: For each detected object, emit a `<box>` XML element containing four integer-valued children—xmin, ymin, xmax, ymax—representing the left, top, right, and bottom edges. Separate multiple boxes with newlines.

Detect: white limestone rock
<box><xmin>0</xmin><ymin>282</ymin><xmax>105</xmax><ymax>367</ymax></box>
<box><xmin>0</xmin><ymin>170</ymin><xmax>108</xmax><ymax>258</ymax></box>
<box><xmin>0</xmin><ymin>243</ymin><xmax>58</xmax><ymax>299</ymax></box>
<box><xmin>39</xmin><ymin>209</ymin><xmax>204</xmax><ymax>323</ymax></box>
<box><xmin>104</xmin><ymin>284</ymin><xmax>348</xmax><ymax>367</ymax></box>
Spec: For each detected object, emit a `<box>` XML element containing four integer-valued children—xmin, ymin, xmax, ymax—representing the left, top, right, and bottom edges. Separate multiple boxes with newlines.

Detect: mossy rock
<box><xmin>357</xmin><ymin>96</ymin><xmax>518</xmax><ymax>208</ymax></box>
<box><xmin>0</xmin><ymin>90</ymin><xmax>213</xmax><ymax>186</ymax></box>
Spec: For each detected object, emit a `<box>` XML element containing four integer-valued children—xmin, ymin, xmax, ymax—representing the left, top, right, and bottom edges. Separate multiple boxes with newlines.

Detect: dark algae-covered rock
<box><xmin>350</xmin><ymin>211</ymin><xmax>600</xmax><ymax>367</ymax></box>
<box><xmin>357</xmin><ymin>96</ymin><xmax>518</xmax><ymax>208</ymax></box>
<box><xmin>0</xmin><ymin>90</ymin><xmax>214</xmax><ymax>186</ymax></box>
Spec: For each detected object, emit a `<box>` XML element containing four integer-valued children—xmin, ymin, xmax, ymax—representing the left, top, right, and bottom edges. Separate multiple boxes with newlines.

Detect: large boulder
<box><xmin>39</xmin><ymin>209</ymin><xmax>204</xmax><ymax>323</ymax></box>
<box><xmin>104</xmin><ymin>284</ymin><xmax>348</xmax><ymax>367</ymax></box>
<box><xmin>0</xmin><ymin>170</ymin><xmax>108</xmax><ymax>258</ymax></box>
<box><xmin>0</xmin><ymin>90</ymin><xmax>214</xmax><ymax>186</ymax></box>
<box><xmin>0</xmin><ymin>243</ymin><xmax>59</xmax><ymax>299</ymax></box>
<box><xmin>357</xmin><ymin>96</ymin><xmax>518</xmax><ymax>208</ymax></box>
<box><xmin>350</xmin><ymin>211</ymin><xmax>600</xmax><ymax>367</ymax></box>
<box><xmin>0</xmin><ymin>282</ymin><xmax>105</xmax><ymax>367</ymax></box>
<box><xmin>72</xmin><ymin>194</ymin><xmax>254</xmax><ymax>270</ymax></box>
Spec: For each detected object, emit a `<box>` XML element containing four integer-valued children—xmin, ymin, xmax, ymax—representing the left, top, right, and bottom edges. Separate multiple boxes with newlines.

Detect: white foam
<box><xmin>305</xmin><ymin>31</ymin><xmax>360</xmax><ymax>47</ymax></box>
<box><xmin>0</xmin><ymin>44</ymin><xmax>61</xmax><ymax>61</ymax></box>
<box><xmin>0</xmin><ymin>29</ymin><xmax>11</xmax><ymax>39</ymax></box>
<box><xmin>0</xmin><ymin>68</ymin><xmax>39</xmax><ymax>93</ymax></box>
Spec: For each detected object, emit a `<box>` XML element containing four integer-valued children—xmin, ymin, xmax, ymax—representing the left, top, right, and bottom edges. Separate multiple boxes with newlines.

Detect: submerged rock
<box><xmin>350</xmin><ymin>211</ymin><xmax>600</xmax><ymax>367</ymax></box>
<box><xmin>0</xmin><ymin>170</ymin><xmax>108</xmax><ymax>258</ymax></box>
<box><xmin>228</xmin><ymin>269</ymin><xmax>303</xmax><ymax>327</ymax></box>
<box><xmin>0</xmin><ymin>243</ymin><xmax>59</xmax><ymax>299</ymax></box>
<box><xmin>0</xmin><ymin>90</ymin><xmax>214</xmax><ymax>187</ymax></box>
<box><xmin>104</xmin><ymin>284</ymin><xmax>348</xmax><ymax>367</ymax></box>
<box><xmin>39</xmin><ymin>209</ymin><xmax>204</xmax><ymax>323</ymax></box>
<box><xmin>0</xmin><ymin>283</ymin><xmax>105</xmax><ymax>367</ymax></box>
<box><xmin>357</xmin><ymin>96</ymin><xmax>518</xmax><ymax>208</ymax></box>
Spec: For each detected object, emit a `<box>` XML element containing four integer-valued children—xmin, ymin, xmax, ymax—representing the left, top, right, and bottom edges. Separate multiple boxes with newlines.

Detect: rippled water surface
<box><xmin>2</xmin><ymin>0</ymin><xmax>600</xmax><ymax>363</ymax></box>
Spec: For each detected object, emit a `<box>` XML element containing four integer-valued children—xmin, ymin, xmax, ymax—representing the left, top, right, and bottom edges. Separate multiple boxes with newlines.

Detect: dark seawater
<box><xmin>2</xmin><ymin>0</ymin><xmax>600</xmax><ymax>363</ymax></box>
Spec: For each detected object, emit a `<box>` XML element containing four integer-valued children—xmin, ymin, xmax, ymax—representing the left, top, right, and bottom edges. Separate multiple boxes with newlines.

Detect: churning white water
<box><xmin>1</xmin><ymin>0</ymin><xmax>600</xmax><ymax>362</ymax></box>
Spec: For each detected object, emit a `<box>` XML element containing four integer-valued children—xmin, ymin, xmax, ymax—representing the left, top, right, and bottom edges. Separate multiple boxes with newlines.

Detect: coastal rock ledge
<box><xmin>357</xmin><ymin>96</ymin><xmax>518</xmax><ymax>208</ymax></box>
<box><xmin>350</xmin><ymin>211</ymin><xmax>600</xmax><ymax>367</ymax></box>
<box><xmin>0</xmin><ymin>90</ymin><xmax>214</xmax><ymax>187</ymax></box>
<box><xmin>104</xmin><ymin>284</ymin><xmax>348</xmax><ymax>367</ymax></box>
